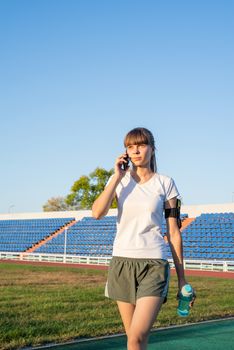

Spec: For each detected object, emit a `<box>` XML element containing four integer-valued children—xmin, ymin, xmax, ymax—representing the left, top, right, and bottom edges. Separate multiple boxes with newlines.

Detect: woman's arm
<box><xmin>92</xmin><ymin>153</ymin><xmax>129</xmax><ymax>219</ymax></box>
<box><xmin>165</xmin><ymin>197</ymin><xmax>187</xmax><ymax>289</ymax></box>
<box><xmin>92</xmin><ymin>174</ymin><xmax>120</xmax><ymax>219</ymax></box>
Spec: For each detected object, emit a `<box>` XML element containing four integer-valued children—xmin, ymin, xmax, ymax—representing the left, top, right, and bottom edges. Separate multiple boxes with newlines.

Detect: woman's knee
<box><xmin>127</xmin><ymin>330</ymin><xmax>149</xmax><ymax>347</ymax></box>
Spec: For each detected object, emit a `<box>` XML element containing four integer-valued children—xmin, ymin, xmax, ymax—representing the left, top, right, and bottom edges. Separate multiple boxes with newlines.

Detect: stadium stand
<box><xmin>35</xmin><ymin>215</ymin><xmax>189</xmax><ymax>256</ymax></box>
<box><xmin>0</xmin><ymin>218</ymin><xmax>75</xmax><ymax>252</ymax></box>
<box><xmin>35</xmin><ymin>216</ymin><xmax>116</xmax><ymax>256</ymax></box>
<box><xmin>180</xmin><ymin>213</ymin><xmax>234</xmax><ymax>261</ymax></box>
<box><xmin>33</xmin><ymin>213</ymin><xmax>233</xmax><ymax>261</ymax></box>
<box><xmin>0</xmin><ymin>211</ymin><xmax>233</xmax><ymax>271</ymax></box>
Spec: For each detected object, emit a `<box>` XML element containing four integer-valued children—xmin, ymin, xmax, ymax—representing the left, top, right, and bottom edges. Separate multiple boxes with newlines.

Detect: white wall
<box><xmin>0</xmin><ymin>204</ymin><xmax>233</xmax><ymax>221</ymax></box>
<box><xmin>181</xmin><ymin>203</ymin><xmax>234</xmax><ymax>217</ymax></box>
<box><xmin>0</xmin><ymin>208</ymin><xmax>117</xmax><ymax>221</ymax></box>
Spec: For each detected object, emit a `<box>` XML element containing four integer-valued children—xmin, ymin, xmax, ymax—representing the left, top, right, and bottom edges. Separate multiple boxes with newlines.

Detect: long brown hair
<box><xmin>124</xmin><ymin>127</ymin><xmax>157</xmax><ymax>172</ymax></box>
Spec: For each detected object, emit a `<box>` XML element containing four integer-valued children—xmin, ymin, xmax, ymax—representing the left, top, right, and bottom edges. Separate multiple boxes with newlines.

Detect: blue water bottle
<box><xmin>177</xmin><ymin>284</ymin><xmax>193</xmax><ymax>317</ymax></box>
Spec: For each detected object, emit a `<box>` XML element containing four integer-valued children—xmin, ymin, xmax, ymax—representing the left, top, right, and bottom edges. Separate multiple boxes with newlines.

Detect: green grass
<box><xmin>0</xmin><ymin>262</ymin><xmax>233</xmax><ymax>350</ymax></box>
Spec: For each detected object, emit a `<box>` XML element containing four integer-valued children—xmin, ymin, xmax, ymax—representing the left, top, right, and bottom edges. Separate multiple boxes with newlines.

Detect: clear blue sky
<box><xmin>0</xmin><ymin>0</ymin><xmax>233</xmax><ymax>213</ymax></box>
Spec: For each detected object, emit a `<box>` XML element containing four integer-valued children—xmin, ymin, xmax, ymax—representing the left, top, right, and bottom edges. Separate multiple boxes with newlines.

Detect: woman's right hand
<box><xmin>114</xmin><ymin>152</ymin><xmax>129</xmax><ymax>178</ymax></box>
<box><xmin>92</xmin><ymin>154</ymin><xmax>128</xmax><ymax>219</ymax></box>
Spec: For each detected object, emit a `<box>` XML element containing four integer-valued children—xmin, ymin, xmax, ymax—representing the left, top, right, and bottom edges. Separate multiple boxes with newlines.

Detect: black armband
<box><xmin>164</xmin><ymin>199</ymin><xmax>182</xmax><ymax>229</ymax></box>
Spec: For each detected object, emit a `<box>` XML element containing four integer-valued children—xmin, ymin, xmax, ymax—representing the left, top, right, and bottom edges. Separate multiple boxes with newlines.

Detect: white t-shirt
<box><xmin>107</xmin><ymin>171</ymin><xmax>180</xmax><ymax>259</ymax></box>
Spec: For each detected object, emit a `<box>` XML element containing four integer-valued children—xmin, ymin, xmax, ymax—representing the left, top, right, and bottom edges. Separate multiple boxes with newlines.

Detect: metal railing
<box><xmin>0</xmin><ymin>251</ymin><xmax>234</xmax><ymax>272</ymax></box>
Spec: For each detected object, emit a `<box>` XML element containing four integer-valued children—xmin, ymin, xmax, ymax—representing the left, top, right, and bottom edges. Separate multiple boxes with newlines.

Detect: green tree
<box><xmin>66</xmin><ymin>167</ymin><xmax>117</xmax><ymax>209</ymax></box>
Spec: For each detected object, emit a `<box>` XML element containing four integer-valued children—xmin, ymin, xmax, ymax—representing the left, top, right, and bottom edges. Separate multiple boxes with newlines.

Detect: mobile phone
<box><xmin>122</xmin><ymin>153</ymin><xmax>129</xmax><ymax>171</ymax></box>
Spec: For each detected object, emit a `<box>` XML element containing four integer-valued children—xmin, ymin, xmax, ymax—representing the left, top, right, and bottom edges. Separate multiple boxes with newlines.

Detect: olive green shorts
<box><xmin>105</xmin><ymin>256</ymin><xmax>170</xmax><ymax>305</ymax></box>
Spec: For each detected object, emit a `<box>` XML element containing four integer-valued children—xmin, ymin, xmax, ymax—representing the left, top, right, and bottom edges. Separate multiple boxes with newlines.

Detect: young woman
<box><xmin>92</xmin><ymin>127</ymin><xmax>194</xmax><ymax>350</ymax></box>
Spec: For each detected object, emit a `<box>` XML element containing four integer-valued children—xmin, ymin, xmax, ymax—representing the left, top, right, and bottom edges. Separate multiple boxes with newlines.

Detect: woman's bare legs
<box><xmin>117</xmin><ymin>296</ymin><xmax>164</xmax><ymax>350</ymax></box>
<box><xmin>117</xmin><ymin>301</ymin><xmax>135</xmax><ymax>336</ymax></box>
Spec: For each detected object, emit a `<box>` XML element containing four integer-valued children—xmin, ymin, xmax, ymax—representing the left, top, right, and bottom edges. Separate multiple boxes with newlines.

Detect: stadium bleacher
<box><xmin>35</xmin><ymin>216</ymin><xmax>116</xmax><ymax>256</ymax></box>
<box><xmin>180</xmin><ymin>213</ymin><xmax>234</xmax><ymax>261</ymax></box>
<box><xmin>0</xmin><ymin>213</ymin><xmax>233</xmax><ymax>261</ymax></box>
<box><xmin>0</xmin><ymin>218</ymin><xmax>75</xmax><ymax>252</ymax></box>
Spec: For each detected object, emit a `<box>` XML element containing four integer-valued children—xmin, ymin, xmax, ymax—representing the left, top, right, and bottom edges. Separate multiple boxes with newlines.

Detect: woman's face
<box><xmin>126</xmin><ymin>143</ymin><xmax>153</xmax><ymax>169</ymax></box>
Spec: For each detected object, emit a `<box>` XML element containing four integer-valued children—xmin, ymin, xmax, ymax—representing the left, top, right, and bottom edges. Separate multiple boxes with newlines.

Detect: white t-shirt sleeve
<box><xmin>164</xmin><ymin>177</ymin><xmax>180</xmax><ymax>201</ymax></box>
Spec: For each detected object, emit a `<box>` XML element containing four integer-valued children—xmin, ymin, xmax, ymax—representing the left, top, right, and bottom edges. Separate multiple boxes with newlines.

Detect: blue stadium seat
<box><xmin>0</xmin><ymin>218</ymin><xmax>75</xmax><ymax>252</ymax></box>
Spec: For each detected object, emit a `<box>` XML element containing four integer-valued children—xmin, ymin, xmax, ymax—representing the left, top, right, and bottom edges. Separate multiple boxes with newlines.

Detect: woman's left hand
<box><xmin>177</xmin><ymin>281</ymin><xmax>196</xmax><ymax>308</ymax></box>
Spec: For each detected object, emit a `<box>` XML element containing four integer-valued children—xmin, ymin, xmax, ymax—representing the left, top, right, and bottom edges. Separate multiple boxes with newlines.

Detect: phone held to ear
<box><xmin>121</xmin><ymin>154</ymin><xmax>129</xmax><ymax>171</ymax></box>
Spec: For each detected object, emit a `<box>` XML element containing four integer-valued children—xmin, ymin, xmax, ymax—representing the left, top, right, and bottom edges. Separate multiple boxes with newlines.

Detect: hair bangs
<box><xmin>124</xmin><ymin>129</ymin><xmax>150</xmax><ymax>147</ymax></box>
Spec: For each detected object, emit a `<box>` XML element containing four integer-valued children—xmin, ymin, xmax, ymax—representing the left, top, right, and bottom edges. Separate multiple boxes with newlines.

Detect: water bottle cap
<box><xmin>184</xmin><ymin>284</ymin><xmax>193</xmax><ymax>293</ymax></box>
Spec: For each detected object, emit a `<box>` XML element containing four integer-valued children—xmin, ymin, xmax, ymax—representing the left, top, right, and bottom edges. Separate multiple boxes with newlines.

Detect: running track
<box><xmin>1</xmin><ymin>259</ymin><xmax>234</xmax><ymax>279</ymax></box>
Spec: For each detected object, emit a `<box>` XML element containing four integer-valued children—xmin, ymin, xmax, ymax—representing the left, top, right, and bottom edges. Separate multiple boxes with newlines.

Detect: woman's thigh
<box><xmin>117</xmin><ymin>300</ymin><xmax>135</xmax><ymax>335</ymax></box>
<box><xmin>128</xmin><ymin>296</ymin><xmax>164</xmax><ymax>338</ymax></box>
<box><xmin>117</xmin><ymin>296</ymin><xmax>164</xmax><ymax>338</ymax></box>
